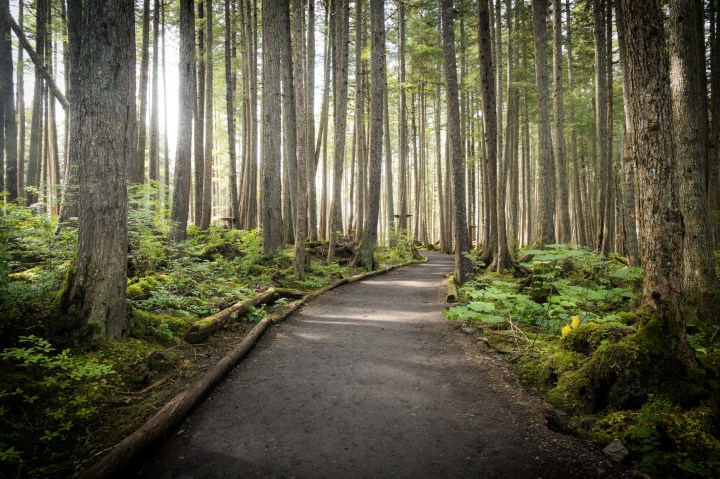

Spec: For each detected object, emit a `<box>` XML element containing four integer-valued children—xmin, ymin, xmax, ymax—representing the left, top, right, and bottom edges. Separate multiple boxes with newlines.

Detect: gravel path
<box><xmin>134</xmin><ymin>252</ymin><xmax>630</xmax><ymax>479</ymax></box>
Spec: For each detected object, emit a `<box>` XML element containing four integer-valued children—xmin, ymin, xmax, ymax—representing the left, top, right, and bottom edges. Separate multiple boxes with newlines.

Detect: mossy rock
<box><xmin>125</xmin><ymin>307</ymin><xmax>189</xmax><ymax>344</ymax></box>
<box><xmin>126</xmin><ymin>273</ymin><xmax>170</xmax><ymax>300</ymax></box>
<box><xmin>562</xmin><ymin>322</ymin><xmax>635</xmax><ymax>356</ymax></box>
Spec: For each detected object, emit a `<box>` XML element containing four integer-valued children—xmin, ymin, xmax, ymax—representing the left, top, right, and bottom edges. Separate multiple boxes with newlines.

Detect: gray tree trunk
<box><xmin>669</xmin><ymin>0</ymin><xmax>719</xmax><ymax>323</ymax></box>
<box><xmin>293</xmin><ymin>0</ymin><xmax>309</xmax><ymax>277</ymax></box>
<box><xmin>193</xmin><ymin>1</ymin><xmax>205</xmax><ymax>226</ymax></box>
<box><xmin>262</xmin><ymin>0</ymin><xmax>284</xmax><ymax>255</ymax></box>
<box><xmin>133</xmin><ymin>0</ymin><xmax>150</xmax><ymax>184</ymax></box>
<box><xmin>0</xmin><ymin>0</ymin><xmax>17</xmax><ymax>200</ymax></box>
<box><xmin>552</xmin><ymin>0</ymin><xmax>570</xmax><ymax>242</ymax></box>
<box><xmin>200</xmin><ymin>0</ymin><xmax>214</xmax><ymax>229</ymax></box>
<box><xmin>149</xmin><ymin>0</ymin><xmax>160</xmax><ymax>183</ymax></box>
<box><xmin>440</xmin><ymin>0</ymin><xmax>473</xmax><ymax>284</ymax></box>
<box><xmin>226</xmin><ymin>0</ymin><xmax>240</xmax><ymax>228</ymax></box>
<box><xmin>279</xmin><ymin>0</ymin><xmax>297</xmax><ymax>243</ymax></box>
<box><xmin>397</xmin><ymin>1</ymin><xmax>408</xmax><ymax>233</ymax></box>
<box><xmin>170</xmin><ymin>0</ymin><xmax>196</xmax><ymax>241</ymax></box>
<box><xmin>62</xmin><ymin>0</ymin><xmax>136</xmax><ymax>340</ymax></box>
<box><xmin>531</xmin><ymin>0</ymin><xmax>556</xmax><ymax>246</ymax></box>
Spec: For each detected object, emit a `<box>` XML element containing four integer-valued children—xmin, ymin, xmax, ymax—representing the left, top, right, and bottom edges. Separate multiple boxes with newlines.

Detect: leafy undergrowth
<box><xmin>446</xmin><ymin>245</ymin><xmax>720</xmax><ymax>479</ymax></box>
<box><xmin>0</xmin><ymin>187</ymin><xmax>416</xmax><ymax>478</ymax></box>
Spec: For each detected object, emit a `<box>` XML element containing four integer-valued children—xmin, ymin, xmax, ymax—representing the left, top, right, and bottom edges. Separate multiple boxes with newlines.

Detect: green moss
<box><xmin>126</xmin><ymin>273</ymin><xmax>170</xmax><ymax>300</ymax></box>
<box><xmin>125</xmin><ymin>307</ymin><xmax>190</xmax><ymax>344</ymax></box>
<box><xmin>562</xmin><ymin>321</ymin><xmax>635</xmax><ymax>356</ymax></box>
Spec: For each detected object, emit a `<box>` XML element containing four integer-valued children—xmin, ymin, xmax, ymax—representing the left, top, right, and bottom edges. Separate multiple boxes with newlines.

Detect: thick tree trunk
<box><xmin>440</xmin><ymin>0</ymin><xmax>473</xmax><ymax>284</ymax></box>
<box><xmin>710</xmin><ymin>0</ymin><xmax>720</xmax><ymax>245</ymax></box>
<box><xmin>353</xmin><ymin>0</ymin><xmax>385</xmax><ymax>268</ymax></box>
<box><xmin>617</xmin><ymin>0</ymin><xmax>693</xmax><ymax>366</ymax></box>
<box><xmin>279</xmin><ymin>0</ymin><xmax>297</xmax><ymax>243</ymax></box>
<box><xmin>669</xmin><ymin>0</ymin><xmax>719</xmax><ymax>323</ymax></box>
<box><xmin>328</xmin><ymin>0</ymin><xmax>350</xmax><ymax>262</ymax></box>
<box><xmin>170</xmin><ymin>0</ymin><xmax>196</xmax><ymax>242</ymax></box>
<box><xmin>62</xmin><ymin>0</ymin><xmax>136</xmax><ymax>340</ymax></box>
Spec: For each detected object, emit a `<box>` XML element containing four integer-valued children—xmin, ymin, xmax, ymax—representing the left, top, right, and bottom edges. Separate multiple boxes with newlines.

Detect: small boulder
<box><xmin>602</xmin><ymin>438</ymin><xmax>628</xmax><ymax>463</ymax></box>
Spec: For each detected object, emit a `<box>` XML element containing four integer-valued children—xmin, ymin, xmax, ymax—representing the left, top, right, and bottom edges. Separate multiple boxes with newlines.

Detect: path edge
<box><xmin>78</xmin><ymin>258</ymin><xmax>426</xmax><ymax>479</ymax></box>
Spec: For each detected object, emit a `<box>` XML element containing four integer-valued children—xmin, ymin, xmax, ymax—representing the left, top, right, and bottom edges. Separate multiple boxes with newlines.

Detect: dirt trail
<box><xmin>134</xmin><ymin>252</ymin><xmax>629</xmax><ymax>478</ymax></box>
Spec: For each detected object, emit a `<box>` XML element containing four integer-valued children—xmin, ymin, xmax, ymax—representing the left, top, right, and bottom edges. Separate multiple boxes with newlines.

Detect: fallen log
<box><xmin>183</xmin><ymin>288</ymin><xmax>304</xmax><ymax>343</ymax></box>
<box><xmin>446</xmin><ymin>275</ymin><xmax>458</xmax><ymax>303</ymax></box>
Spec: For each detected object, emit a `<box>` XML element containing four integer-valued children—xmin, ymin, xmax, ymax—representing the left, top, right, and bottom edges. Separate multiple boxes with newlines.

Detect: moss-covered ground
<box><xmin>446</xmin><ymin>245</ymin><xmax>720</xmax><ymax>478</ymax></box>
<box><xmin>0</xmin><ymin>190</ymin><xmax>416</xmax><ymax>478</ymax></box>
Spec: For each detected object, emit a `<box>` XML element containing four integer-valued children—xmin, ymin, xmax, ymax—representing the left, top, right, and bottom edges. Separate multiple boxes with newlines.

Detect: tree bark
<box><xmin>307</xmin><ymin>0</ymin><xmax>318</xmax><ymax>241</ymax></box>
<box><xmin>531</xmin><ymin>0</ymin><xmax>556</xmax><ymax>247</ymax></box>
<box><xmin>328</xmin><ymin>0</ymin><xmax>350</xmax><ymax>261</ymax></box>
<box><xmin>62</xmin><ymin>0</ymin><xmax>136</xmax><ymax>340</ymax></box>
<box><xmin>279</xmin><ymin>0</ymin><xmax>297</xmax><ymax>243</ymax></box>
<box><xmin>593</xmin><ymin>0</ymin><xmax>611</xmax><ymax>254</ymax></box>
<box><xmin>133</xmin><ymin>0</ymin><xmax>150</xmax><ymax>184</ymax></box>
<box><xmin>200</xmin><ymin>0</ymin><xmax>214</xmax><ymax>229</ymax></box>
<box><xmin>170</xmin><ymin>0</ymin><xmax>196</xmax><ymax>242</ymax></box>
<box><xmin>397</xmin><ymin>1</ymin><xmax>408</xmax><ymax>233</ymax></box>
<box><xmin>293</xmin><ymin>0</ymin><xmax>309</xmax><ymax>276</ymax></box>
<box><xmin>26</xmin><ymin>0</ymin><xmax>47</xmax><ymax>205</ymax></box>
<box><xmin>669</xmin><ymin>0</ymin><xmax>719</xmax><ymax>323</ymax></box>
<box><xmin>226</xmin><ymin>0</ymin><xmax>240</xmax><ymax>229</ymax></box>
<box><xmin>262</xmin><ymin>0</ymin><xmax>284</xmax><ymax>255</ymax></box>
<box><xmin>552</xmin><ymin>0</ymin><xmax>570</xmax><ymax>243</ymax></box>
<box><xmin>193</xmin><ymin>1</ymin><xmax>205</xmax><ymax>226</ymax></box>
<box><xmin>0</xmin><ymin>0</ymin><xmax>16</xmax><ymax>200</ymax></box>
<box><xmin>149</xmin><ymin>0</ymin><xmax>160</xmax><ymax>183</ymax></box>
<box><xmin>617</xmin><ymin>0</ymin><xmax>693</xmax><ymax>366</ymax></box>
<box><xmin>440</xmin><ymin>0</ymin><xmax>473</xmax><ymax>285</ymax></box>
<box><xmin>15</xmin><ymin>0</ymin><xmax>24</xmax><ymax>199</ymax></box>
<box><xmin>353</xmin><ymin>0</ymin><xmax>385</xmax><ymax>269</ymax></box>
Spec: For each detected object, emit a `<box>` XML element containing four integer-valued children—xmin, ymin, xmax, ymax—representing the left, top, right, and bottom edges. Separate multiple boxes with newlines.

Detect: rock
<box><xmin>461</xmin><ymin>325</ymin><xmax>477</xmax><ymax>335</ymax></box>
<box><xmin>602</xmin><ymin>438</ymin><xmax>628</xmax><ymax>463</ymax></box>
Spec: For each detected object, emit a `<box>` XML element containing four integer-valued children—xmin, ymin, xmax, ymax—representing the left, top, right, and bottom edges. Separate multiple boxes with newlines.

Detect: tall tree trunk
<box><xmin>62</xmin><ymin>0</ymin><xmax>136</xmax><ymax>340</ymax></box>
<box><xmin>262</xmin><ymin>0</ymin><xmax>284</xmax><ymax>255</ymax></box>
<box><xmin>170</xmin><ymin>0</ymin><xmax>196</xmax><ymax>241</ymax></box>
<box><xmin>162</xmin><ymin>1</ymin><xmax>170</xmax><ymax>196</ymax></box>
<box><xmin>532</xmin><ymin>0</ymin><xmax>555</xmax><ymax>246</ymax></box>
<box><xmin>710</xmin><ymin>0</ymin><xmax>720</xmax><ymax>245</ymax></box>
<box><xmin>226</xmin><ymin>0</ymin><xmax>240</xmax><ymax>228</ymax></box>
<box><xmin>552</xmin><ymin>0</ymin><xmax>570</xmax><ymax>242</ymax></box>
<box><xmin>0</xmin><ymin>0</ymin><xmax>17</xmax><ymax>200</ymax></box>
<box><xmin>615</xmin><ymin>0</ymin><xmax>639</xmax><ymax>265</ymax></box>
<box><xmin>477</xmin><ymin>0</ymin><xmax>499</xmax><ymax>266</ymax></box>
<box><xmin>200</xmin><ymin>0</ymin><xmax>214</xmax><ymax>229</ymax></box>
<box><xmin>353</xmin><ymin>0</ymin><xmax>365</xmax><ymax>240</ymax></box>
<box><xmin>435</xmin><ymin>85</ymin><xmax>449</xmax><ymax>253</ymax></box>
<box><xmin>149</xmin><ymin>0</ymin><xmax>160</xmax><ymax>183</ymax></box>
<box><xmin>280</xmin><ymin>0</ymin><xmax>297</xmax><ymax>243</ymax></box>
<box><xmin>566</xmin><ymin>0</ymin><xmax>585</xmax><ymax>247</ymax></box>
<box><xmin>383</xmin><ymin>62</ymin><xmax>394</xmax><ymax>246</ymax></box>
<box><xmin>26</xmin><ymin>0</ymin><xmax>47</xmax><ymax>205</ymax></box>
<box><xmin>440</xmin><ymin>0</ymin><xmax>473</xmax><ymax>284</ymax></box>
<box><xmin>194</xmin><ymin>0</ymin><xmax>205</xmax><ymax>226</ymax></box>
<box><xmin>307</xmin><ymin>0</ymin><xmax>318</xmax><ymax>240</ymax></box>
<box><xmin>15</xmin><ymin>0</ymin><xmax>24</xmax><ymax>200</ymax></box>
<box><xmin>133</xmin><ymin>0</ymin><xmax>150</xmax><ymax>184</ymax></box>
<box><xmin>594</xmin><ymin>0</ymin><xmax>611</xmax><ymax>254</ymax></box>
<box><xmin>293</xmin><ymin>0</ymin><xmax>309</xmax><ymax>277</ymax></box>
<box><xmin>353</xmin><ymin>0</ymin><xmax>385</xmax><ymax>268</ymax></box>
<box><xmin>669</xmin><ymin>0</ymin><xmax>719</xmax><ymax>323</ymax></box>
<box><xmin>617</xmin><ymin>0</ymin><xmax>693</xmax><ymax>367</ymax></box>
<box><xmin>328</xmin><ymin>0</ymin><xmax>350</xmax><ymax>262</ymax></box>
<box><xmin>318</xmin><ymin>8</ymin><xmax>331</xmax><ymax>241</ymax></box>
<box><xmin>397</xmin><ymin>1</ymin><xmax>408</xmax><ymax>233</ymax></box>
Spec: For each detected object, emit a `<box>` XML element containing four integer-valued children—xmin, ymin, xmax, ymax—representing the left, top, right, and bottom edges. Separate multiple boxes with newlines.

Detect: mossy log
<box><xmin>184</xmin><ymin>288</ymin><xmax>304</xmax><ymax>343</ymax></box>
<box><xmin>79</xmin><ymin>315</ymin><xmax>276</xmax><ymax>479</ymax></box>
<box><xmin>446</xmin><ymin>275</ymin><xmax>458</xmax><ymax>303</ymax></box>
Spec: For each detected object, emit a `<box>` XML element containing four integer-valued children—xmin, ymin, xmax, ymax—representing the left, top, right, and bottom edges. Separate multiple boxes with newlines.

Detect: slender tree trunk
<box><xmin>200</xmin><ymin>0</ymin><xmax>214</xmax><ymax>229</ymax></box>
<box><xmin>307</xmin><ymin>0</ymin><xmax>318</xmax><ymax>241</ymax></box>
<box><xmin>133</xmin><ymin>0</ymin><xmax>150</xmax><ymax>184</ymax></box>
<box><xmin>594</xmin><ymin>0</ymin><xmax>611</xmax><ymax>254</ymax></box>
<box><xmin>353</xmin><ymin>0</ymin><xmax>365</xmax><ymax>240</ymax></box>
<box><xmin>226</xmin><ymin>0</ymin><xmax>240</xmax><ymax>228</ymax></box>
<box><xmin>279</xmin><ymin>0</ymin><xmax>297</xmax><ymax>243</ymax></box>
<box><xmin>293</xmin><ymin>0</ymin><xmax>309</xmax><ymax>277</ymax></box>
<box><xmin>617</xmin><ymin>0</ymin><xmax>693</xmax><ymax>367</ymax></box>
<box><xmin>532</xmin><ymin>0</ymin><xmax>555</xmax><ymax>246</ymax></box>
<box><xmin>262</xmin><ymin>0</ymin><xmax>284</xmax><ymax>255</ymax></box>
<box><xmin>26</xmin><ymin>0</ymin><xmax>47</xmax><ymax>205</ymax></box>
<box><xmin>552</xmin><ymin>0</ymin><xmax>570</xmax><ymax>242</ymax></box>
<box><xmin>0</xmin><ymin>0</ymin><xmax>16</xmax><ymax>200</ymax></box>
<box><xmin>62</xmin><ymin>0</ymin><xmax>136</xmax><ymax>340</ymax></box>
<box><xmin>194</xmin><ymin>1</ymin><xmax>205</xmax><ymax>226</ymax></box>
<box><xmin>162</xmin><ymin>0</ymin><xmax>170</xmax><ymax>196</ymax></box>
<box><xmin>383</xmin><ymin>64</ymin><xmax>394</xmax><ymax>246</ymax></box>
<box><xmin>397</xmin><ymin>1</ymin><xmax>408</xmax><ymax>233</ymax></box>
<box><xmin>566</xmin><ymin>0</ymin><xmax>585</xmax><ymax>247</ymax></box>
<box><xmin>318</xmin><ymin>8</ymin><xmax>331</xmax><ymax>241</ymax></box>
<box><xmin>669</xmin><ymin>0</ymin><xmax>719</xmax><ymax>323</ymax></box>
<box><xmin>170</xmin><ymin>0</ymin><xmax>196</xmax><ymax>241</ymax></box>
<box><xmin>15</xmin><ymin>0</ymin><xmax>23</xmax><ymax>200</ymax></box>
<box><xmin>328</xmin><ymin>0</ymin><xmax>350</xmax><ymax>262</ymax></box>
<box><xmin>149</xmin><ymin>0</ymin><xmax>160</xmax><ymax>183</ymax></box>
<box><xmin>440</xmin><ymin>0</ymin><xmax>473</xmax><ymax>284</ymax></box>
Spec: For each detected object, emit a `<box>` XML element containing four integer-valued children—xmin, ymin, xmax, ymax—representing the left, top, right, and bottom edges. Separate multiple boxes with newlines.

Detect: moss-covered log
<box><xmin>446</xmin><ymin>275</ymin><xmax>458</xmax><ymax>303</ymax></box>
<box><xmin>183</xmin><ymin>288</ymin><xmax>304</xmax><ymax>343</ymax></box>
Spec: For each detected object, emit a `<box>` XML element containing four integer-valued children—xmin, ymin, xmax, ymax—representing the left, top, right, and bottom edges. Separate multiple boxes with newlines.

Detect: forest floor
<box><xmin>133</xmin><ymin>251</ymin><xmax>635</xmax><ymax>479</ymax></box>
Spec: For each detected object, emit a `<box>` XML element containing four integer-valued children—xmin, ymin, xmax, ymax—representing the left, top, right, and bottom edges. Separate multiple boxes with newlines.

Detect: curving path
<box><xmin>134</xmin><ymin>252</ymin><xmax>628</xmax><ymax>479</ymax></box>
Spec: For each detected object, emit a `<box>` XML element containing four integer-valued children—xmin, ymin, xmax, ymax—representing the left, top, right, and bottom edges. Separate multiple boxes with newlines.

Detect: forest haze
<box><xmin>1</xmin><ymin>0</ymin><xmax>720</xmax><ymax>477</ymax></box>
